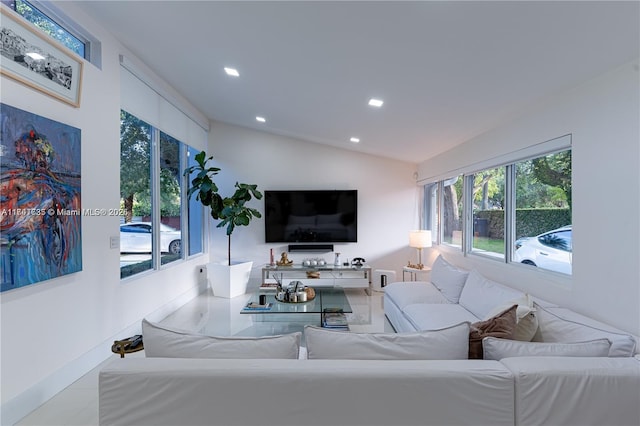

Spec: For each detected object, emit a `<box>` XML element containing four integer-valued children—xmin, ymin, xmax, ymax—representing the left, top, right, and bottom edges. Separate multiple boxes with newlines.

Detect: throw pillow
<box><xmin>304</xmin><ymin>322</ymin><xmax>470</xmax><ymax>360</ymax></box>
<box><xmin>142</xmin><ymin>319</ymin><xmax>301</xmax><ymax>359</ymax></box>
<box><xmin>458</xmin><ymin>270</ymin><xmax>525</xmax><ymax>320</ymax></box>
<box><xmin>484</xmin><ymin>294</ymin><xmax>538</xmax><ymax>342</ymax></box>
<box><xmin>482</xmin><ymin>337</ymin><xmax>612</xmax><ymax>360</ymax></box>
<box><xmin>429</xmin><ymin>255</ymin><xmax>469</xmax><ymax>303</ymax></box>
<box><xmin>469</xmin><ymin>304</ymin><xmax>518</xmax><ymax>359</ymax></box>
<box><xmin>532</xmin><ymin>303</ymin><xmax>637</xmax><ymax>357</ymax></box>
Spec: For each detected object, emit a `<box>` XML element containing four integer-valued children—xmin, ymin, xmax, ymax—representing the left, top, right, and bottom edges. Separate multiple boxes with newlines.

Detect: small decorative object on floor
<box><xmin>111</xmin><ymin>335</ymin><xmax>144</xmax><ymax>358</ymax></box>
<box><xmin>276</xmin><ymin>252</ymin><xmax>293</xmax><ymax>266</ymax></box>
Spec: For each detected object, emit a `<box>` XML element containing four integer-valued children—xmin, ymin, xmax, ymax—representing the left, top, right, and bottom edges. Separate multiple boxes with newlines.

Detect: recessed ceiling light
<box><xmin>224</xmin><ymin>67</ymin><xmax>239</xmax><ymax>77</ymax></box>
<box><xmin>350</xmin><ymin>137</ymin><xmax>360</xmax><ymax>143</ymax></box>
<box><xmin>368</xmin><ymin>98</ymin><xmax>384</xmax><ymax>108</ymax></box>
<box><xmin>256</xmin><ymin>116</ymin><xmax>266</xmax><ymax>123</ymax></box>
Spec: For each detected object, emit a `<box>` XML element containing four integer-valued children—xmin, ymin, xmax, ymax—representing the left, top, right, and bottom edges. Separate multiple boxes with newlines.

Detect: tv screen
<box><xmin>264</xmin><ymin>190</ymin><xmax>357</xmax><ymax>243</ymax></box>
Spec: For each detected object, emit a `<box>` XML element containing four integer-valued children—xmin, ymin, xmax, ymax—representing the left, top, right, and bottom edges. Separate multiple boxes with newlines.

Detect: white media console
<box><xmin>261</xmin><ymin>264</ymin><xmax>371</xmax><ymax>292</ymax></box>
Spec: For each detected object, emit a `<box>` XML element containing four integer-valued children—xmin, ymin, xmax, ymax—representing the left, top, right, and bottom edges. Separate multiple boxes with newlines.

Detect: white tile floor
<box><xmin>15</xmin><ymin>288</ymin><xmax>390</xmax><ymax>426</ymax></box>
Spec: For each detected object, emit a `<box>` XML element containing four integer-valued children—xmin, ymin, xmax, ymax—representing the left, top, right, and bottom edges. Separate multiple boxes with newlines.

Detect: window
<box><xmin>422</xmin><ymin>182</ymin><xmax>438</xmax><ymax>238</ymax></box>
<box><xmin>159</xmin><ymin>132</ymin><xmax>183</xmax><ymax>265</ymax></box>
<box><xmin>4</xmin><ymin>0</ymin><xmax>85</xmax><ymax>57</ymax></box>
<box><xmin>513</xmin><ymin>149</ymin><xmax>572</xmax><ymax>274</ymax></box>
<box><xmin>441</xmin><ymin>175</ymin><xmax>463</xmax><ymax>247</ymax></box>
<box><xmin>423</xmin><ymin>140</ymin><xmax>572</xmax><ymax>275</ymax></box>
<box><xmin>470</xmin><ymin>166</ymin><xmax>505</xmax><ymax>259</ymax></box>
<box><xmin>187</xmin><ymin>146</ymin><xmax>204</xmax><ymax>255</ymax></box>
<box><xmin>119</xmin><ymin>110</ymin><xmax>202</xmax><ymax>279</ymax></box>
<box><xmin>120</xmin><ymin>111</ymin><xmax>153</xmax><ymax>278</ymax></box>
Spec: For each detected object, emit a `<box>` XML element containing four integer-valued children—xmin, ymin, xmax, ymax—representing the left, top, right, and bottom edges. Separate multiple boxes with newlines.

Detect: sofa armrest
<box><xmin>500</xmin><ymin>356</ymin><xmax>640</xmax><ymax>426</ymax></box>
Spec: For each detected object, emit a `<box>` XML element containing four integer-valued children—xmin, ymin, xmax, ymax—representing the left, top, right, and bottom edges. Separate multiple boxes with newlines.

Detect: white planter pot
<box><xmin>209</xmin><ymin>261</ymin><xmax>253</xmax><ymax>298</ymax></box>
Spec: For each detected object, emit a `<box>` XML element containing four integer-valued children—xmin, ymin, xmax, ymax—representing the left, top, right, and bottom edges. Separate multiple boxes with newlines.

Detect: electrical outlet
<box><xmin>110</xmin><ymin>236</ymin><xmax>119</xmax><ymax>249</ymax></box>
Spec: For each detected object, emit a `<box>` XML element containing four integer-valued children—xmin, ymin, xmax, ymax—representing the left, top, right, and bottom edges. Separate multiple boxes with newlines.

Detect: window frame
<box><xmin>119</xmin><ymin>109</ymin><xmax>204</xmax><ymax>280</ymax></box>
<box><xmin>422</xmin><ymin>135</ymin><xmax>572</xmax><ymax>276</ymax></box>
<box><xmin>4</xmin><ymin>0</ymin><xmax>102</xmax><ymax>67</ymax></box>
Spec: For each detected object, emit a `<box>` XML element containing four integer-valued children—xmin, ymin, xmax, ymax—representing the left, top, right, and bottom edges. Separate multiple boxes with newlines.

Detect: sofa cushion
<box><xmin>384</xmin><ymin>281</ymin><xmax>450</xmax><ymax>310</ymax></box>
<box><xmin>142</xmin><ymin>319</ymin><xmax>301</xmax><ymax>359</ymax></box>
<box><xmin>501</xmin><ymin>357</ymin><xmax>640</xmax><ymax>426</ymax></box>
<box><xmin>484</xmin><ymin>294</ymin><xmax>538</xmax><ymax>341</ymax></box>
<box><xmin>458</xmin><ymin>270</ymin><xmax>525</xmax><ymax>319</ymax></box>
<box><xmin>304</xmin><ymin>322</ymin><xmax>470</xmax><ymax>360</ymax></box>
<box><xmin>482</xmin><ymin>337</ymin><xmax>612</xmax><ymax>360</ymax></box>
<box><xmin>403</xmin><ymin>303</ymin><xmax>481</xmax><ymax>331</ymax></box>
<box><xmin>532</xmin><ymin>304</ymin><xmax>636</xmax><ymax>357</ymax></box>
<box><xmin>469</xmin><ymin>305</ymin><xmax>518</xmax><ymax>359</ymax></box>
<box><xmin>429</xmin><ymin>255</ymin><xmax>469</xmax><ymax>303</ymax></box>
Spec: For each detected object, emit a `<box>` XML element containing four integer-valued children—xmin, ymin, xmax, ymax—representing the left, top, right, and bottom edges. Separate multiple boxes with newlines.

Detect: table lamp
<box><xmin>409</xmin><ymin>230</ymin><xmax>432</xmax><ymax>269</ymax></box>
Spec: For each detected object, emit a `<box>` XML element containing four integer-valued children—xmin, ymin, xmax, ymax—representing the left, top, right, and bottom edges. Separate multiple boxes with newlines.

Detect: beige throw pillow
<box><xmin>484</xmin><ymin>294</ymin><xmax>538</xmax><ymax>342</ymax></box>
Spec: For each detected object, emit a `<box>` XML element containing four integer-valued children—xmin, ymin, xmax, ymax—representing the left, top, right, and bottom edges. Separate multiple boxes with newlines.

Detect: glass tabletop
<box><xmin>241</xmin><ymin>287</ymin><xmax>352</xmax><ymax>315</ymax></box>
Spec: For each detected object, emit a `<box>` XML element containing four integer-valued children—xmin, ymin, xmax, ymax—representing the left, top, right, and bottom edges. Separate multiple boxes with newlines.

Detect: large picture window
<box><xmin>424</xmin><ymin>140</ymin><xmax>572</xmax><ymax>275</ymax></box>
<box><xmin>119</xmin><ymin>110</ymin><xmax>203</xmax><ymax>279</ymax></box>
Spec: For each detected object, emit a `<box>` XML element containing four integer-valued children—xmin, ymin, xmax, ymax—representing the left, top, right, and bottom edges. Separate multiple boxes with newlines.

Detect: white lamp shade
<box><xmin>409</xmin><ymin>230</ymin><xmax>432</xmax><ymax>248</ymax></box>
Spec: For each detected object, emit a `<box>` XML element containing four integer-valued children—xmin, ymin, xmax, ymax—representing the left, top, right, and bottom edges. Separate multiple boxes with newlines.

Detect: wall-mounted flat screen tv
<box><xmin>264</xmin><ymin>190</ymin><xmax>357</xmax><ymax>243</ymax></box>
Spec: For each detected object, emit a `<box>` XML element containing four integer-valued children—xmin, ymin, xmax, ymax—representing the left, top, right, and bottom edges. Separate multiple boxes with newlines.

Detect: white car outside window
<box><xmin>120</xmin><ymin>222</ymin><xmax>181</xmax><ymax>254</ymax></box>
<box><xmin>514</xmin><ymin>226</ymin><xmax>572</xmax><ymax>275</ymax></box>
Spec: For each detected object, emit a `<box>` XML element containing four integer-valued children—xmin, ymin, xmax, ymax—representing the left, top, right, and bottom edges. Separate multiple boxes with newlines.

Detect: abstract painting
<box><xmin>1</xmin><ymin>103</ymin><xmax>81</xmax><ymax>291</ymax></box>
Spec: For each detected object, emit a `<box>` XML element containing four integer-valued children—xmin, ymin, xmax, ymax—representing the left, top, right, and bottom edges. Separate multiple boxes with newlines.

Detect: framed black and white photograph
<box><xmin>0</xmin><ymin>6</ymin><xmax>83</xmax><ymax>107</ymax></box>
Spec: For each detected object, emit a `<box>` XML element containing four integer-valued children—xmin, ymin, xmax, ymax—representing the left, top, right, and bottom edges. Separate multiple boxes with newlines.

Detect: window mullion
<box><xmin>463</xmin><ymin>174</ymin><xmax>474</xmax><ymax>254</ymax></box>
<box><xmin>505</xmin><ymin>165</ymin><xmax>516</xmax><ymax>263</ymax></box>
<box><xmin>180</xmin><ymin>144</ymin><xmax>189</xmax><ymax>258</ymax></box>
<box><xmin>151</xmin><ymin>127</ymin><xmax>161</xmax><ymax>270</ymax></box>
<box><xmin>437</xmin><ymin>181</ymin><xmax>443</xmax><ymax>245</ymax></box>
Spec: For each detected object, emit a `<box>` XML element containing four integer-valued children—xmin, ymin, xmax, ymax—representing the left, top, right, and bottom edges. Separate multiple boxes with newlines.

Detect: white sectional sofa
<box><xmin>385</xmin><ymin>255</ymin><xmax>638</xmax><ymax>358</ymax></box>
<box><xmin>98</xmin><ymin>257</ymin><xmax>640</xmax><ymax>426</ymax></box>
<box><xmin>99</xmin><ymin>355</ymin><xmax>640</xmax><ymax>426</ymax></box>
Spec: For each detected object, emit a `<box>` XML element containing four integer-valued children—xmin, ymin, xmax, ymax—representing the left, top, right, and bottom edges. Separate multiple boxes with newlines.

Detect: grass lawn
<box><xmin>472</xmin><ymin>237</ymin><xmax>505</xmax><ymax>254</ymax></box>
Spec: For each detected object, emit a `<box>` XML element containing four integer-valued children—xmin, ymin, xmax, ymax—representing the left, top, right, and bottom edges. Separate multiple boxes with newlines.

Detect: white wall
<box><xmin>207</xmin><ymin>122</ymin><xmax>419</xmax><ymax>286</ymax></box>
<box><xmin>2</xmin><ymin>1</ymin><xmax>636</xmax><ymax>423</ymax></box>
<box><xmin>418</xmin><ymin>60</ymin><xmax>640</xmax><ymax>336</ymax></box>
<box><xmin>0</xmin><ymin>4</ymin><xmax>208</xmax><ymax>424</ymax></box>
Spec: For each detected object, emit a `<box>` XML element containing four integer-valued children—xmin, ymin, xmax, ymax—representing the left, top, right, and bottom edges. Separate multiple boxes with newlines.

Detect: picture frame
<box><xmin>1</xmin><ymin>103</ymin><xmax>82</xmax><ymax>291</ymax></box>
<box><xmin>0</xmin><ymin>6</ymin><xmax>83</xmax><ymax>107</ymax></box>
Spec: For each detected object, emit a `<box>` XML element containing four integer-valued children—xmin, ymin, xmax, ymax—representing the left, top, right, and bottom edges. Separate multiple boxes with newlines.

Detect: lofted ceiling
<box><xmin>76</xmin><ymin>1</ymin><xmax>639</xmax><ymax>163</ymax></box>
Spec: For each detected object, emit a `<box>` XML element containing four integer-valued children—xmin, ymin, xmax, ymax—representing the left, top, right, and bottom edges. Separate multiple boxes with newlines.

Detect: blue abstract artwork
<box><xmin>1</xmin><ymin>103</ymin><xmax>81</xmax><ymax>291</ymax></box>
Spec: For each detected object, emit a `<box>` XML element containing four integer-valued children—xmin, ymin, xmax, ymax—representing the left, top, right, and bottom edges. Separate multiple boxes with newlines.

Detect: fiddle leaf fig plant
<box><xmin>184</xmin><ymin>151</ymin><xmax>262</xmax><ymax>265</ymax></box>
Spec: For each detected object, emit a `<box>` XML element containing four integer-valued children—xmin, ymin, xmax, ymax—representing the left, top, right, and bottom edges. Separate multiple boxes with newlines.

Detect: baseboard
<box><xmin>1</xmin><ymin>284</ymin><xmax>204</xmax><ymax>425</ymax></box>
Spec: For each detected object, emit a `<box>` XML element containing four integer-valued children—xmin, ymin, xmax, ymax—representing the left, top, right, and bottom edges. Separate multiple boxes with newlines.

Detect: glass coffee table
<box><xmin>240</xmin><ymin>287</ymin><xmax>352</xmax><ymax>329</ymax></box>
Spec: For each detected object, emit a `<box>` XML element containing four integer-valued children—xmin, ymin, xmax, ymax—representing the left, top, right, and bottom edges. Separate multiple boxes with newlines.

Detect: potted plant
<box><xmin>185</xmin><ymin>151</ymin><xmax>262</xmax><ymax>297</ymax></box>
